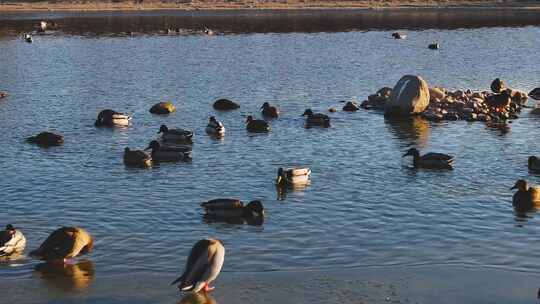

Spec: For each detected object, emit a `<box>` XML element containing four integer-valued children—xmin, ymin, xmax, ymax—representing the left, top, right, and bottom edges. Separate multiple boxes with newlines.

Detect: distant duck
<box><xmin>213</xmin><ymin>98</ymin><xmax>240</xmax><ymax>111</ymax></box>
<box><xmin>402</xmin><ymin>148</ymin><xmax>454</xmax><ymax>170</ymax></box>
<box><xmin>528</xmin><ymin>156</ymin><xmax>540</xmax><ymax>173</ymax></box>
<box><xmin>302</xmin><ymin>109</ymin><xmax>330</xmax><ymax>127</ymax></box>
<box><xmin>490</xmin><ymin>78</ymin><xmax>506</xmax><ymax>93</ymax></box>
<box><xmin>39</xmin><ymin>21</ymin><xmax>48</xmax><ymax>32</ymax></box>
<box><xmin>171</xmin><ymin>239</ymin><xmax>225</xmax><ymax>293</ymax></box>
<box><xmin>149</xmin><ymin>101</ymin><xmax>176</xmax><ymax>114</ymax></box>
<box><xmin>511</xmin><ymin>179</ymin><xmax>540</xmax><ymax>210</ymax></box>
<box><xmin>428</xmin><ymin>43</ymin><xmax>439</xmax><ymax>50</ymax></box>
<box><xmin>246</xmin><ymin>115</ymin><xmax>270</xmax><ymax>133</ymax></box>
<box><xmin>342</xmin><ymin>101</ymin><xmax>360</xmax><ymax>112</ymax></box>
<box><xmin>0</xmin><ymin>91</ymin><xmax>7</xmax><ymax>99</ymax></box>
<box><xmin>528</xmin><ymin>88</ymin><xmax>540</xmax><ymax>100</ymax></box>
<box><xmin>261</xmin><ymin>102</ymin><xmax>280</xmax><ymax>118</ymax></box>
<box><xmin>94</xmin><ymin>109</ymin><xmax>131</xmax><ymax>127</ymax></box>
<box><xmin>201</xmin><ymin>199</ymin><xmax>265</xmax><ymax>224</ymax></box>
<box><xmin>167</xmin><ymin>28</ymin><xmax>175</xmax><ymax>34</ymax></box>
<box><xmin>205</xmin><ymin>116</ymin><xmax>225</xmax><ymax>137</ymax></box>
<box><xmin>392</xmin><ymin>32</ymin><xmax>406</xmax><ymax>39</ymax></box>
<box><xmin>145</xmin><ymin>140</ymin><xmax>191</xmax><ymax>162</ymax></box>
<box><xmin>204</xmin><ymin>28</ymin><xmax>215</xmax><ymax>36</ymax></box>
<box><xmin>0</xmin><ymin>224</ymin><xmax>26</xmax><ymax>257</ymax></box>
<box><xmin>123</xmin><ymin>147</ymin><xmax>152</xmax><ymax>168</ymax></box>
<box><xmin>23</xmin><ymin>33</ymin><xmax>32</xmax><ymax>43</ymax></box>
<box><xmin>485</xmin><ymin>90</ymin><xmax>511</xmax><ymax>110</ymax></box>
<box><xmin>27</xmin><ymin>131</ymin><xmax>64</xmax><ymax>147</ymax></box>
<box><xmin>158</xmin><ymin>125</ymin><xmax>193</xmax><ymax>143</ymax></box>
<box><xmin>30</xmin><ymin>227</ymin><xmax>94</xmax><ymax>262</ymax></box>
<box><xmin>276</xmin><ymin>167</ymin><xmax>311</xmax><ymax>187</ymax></box>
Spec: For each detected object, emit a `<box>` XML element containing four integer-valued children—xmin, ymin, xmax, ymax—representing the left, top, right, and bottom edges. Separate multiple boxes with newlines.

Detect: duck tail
<box><xmin>170</xmin><ymin>274</ymin><xmax>185</xmax><ymax>286</ymax></box>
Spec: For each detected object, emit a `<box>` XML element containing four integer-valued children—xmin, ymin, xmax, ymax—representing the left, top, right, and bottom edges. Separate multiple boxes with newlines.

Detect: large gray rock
<box><xmin>385</xmin><ymin>75</ymin><xmax>430</xmax><ymax>116</ymax></box>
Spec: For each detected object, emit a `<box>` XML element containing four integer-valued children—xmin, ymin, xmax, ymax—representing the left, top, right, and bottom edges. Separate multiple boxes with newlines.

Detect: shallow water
<box><xmin>1</xmin><ymin>14</ymin><xmax>540</xmax><ymax>300</ymax></box>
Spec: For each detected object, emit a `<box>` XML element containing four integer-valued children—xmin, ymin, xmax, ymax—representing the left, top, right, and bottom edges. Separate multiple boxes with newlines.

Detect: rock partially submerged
<box><xmin>385</xmin><ymin>75</ymin><xmax>430</xmax><ymax>116</ymax></box>
<box><xmin>149</xmin><ymin>101</ymin><xmax>176</xmax><ymax>114</ymax></box>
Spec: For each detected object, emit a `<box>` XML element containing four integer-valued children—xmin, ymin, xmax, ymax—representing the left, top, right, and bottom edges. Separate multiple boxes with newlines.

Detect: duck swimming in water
<box><xmin>529</xmin><ymin>156</ymin><xmax>540</xmax><ymax>173</ymax></box>
<box><xmin>23</xmin><ymin>33</ymin><xmax>32</xmax><ymax>43</ymax></box>
<box><xmin>402</xmin><ymin>148</ymin><xmax>454</xmax><ymax>170</ymax></box>
<box><xmin>392</xmin><ymin>32</ymin><xmax>406</xmax><ymax>39</ymax></box>
<box><xmin>511</xmin><ymin>179</ymin><xmax>540</xmax><ymax>211</ymax></box>
<box><xmin>158</xmin><ymin>125</ymin><xmax>193</xmax><ymax>143</ymax></box>
<box><xmin>261</xmin><ymin>102</ymin><xmax>280</xmax><ymax>118</ymax></box>
<box><xmin>171</xmin><ymin>238</ymin><xmax>225</xmax><ymax>293</ymax></box>
<box><xmin>0</xmin><ymin>224</ymin><xmax>26</xmax><ymax>257</ymax></box>
<box><xmin>528</xmin><ymin>88</ymin><xmax>540</xmax><ymax>100</ymax></box>
<box><xmin>123</xmin><ymin>147</ymin><xmax>152</xmax><ymax>168</ymax></box>
<box><xmin>302</xmin><ymin>109</ymin><xmax>330</xmax><ymax>128</ymax></box>
<box><xmin>276</xmin><ymin>167</ymin><xmax>311</xmax><ymax>187</ymax></box>
<box><xmin>205</xmin><ymin>116</ymin><xmax>225</xmax><ymax>137</ymax></box>
<box><xmin>246</xmin><ymin>115</ymin><xmax>270</xmax><ymax>133</ymax></box>
<box><xmin>95</xmin><ymin>109</ymin><xmax>131</xmax><ymax>127</ymax></box>
<box><xmin>30</xmin><ymin>227</ymin><xmax>94</xmax><ymax>263</ymax></box>
<box><xmin>27</xmin><ymin>131</ymin><xmax>64</xmax><ymax>147</ymax></box>
<box><xmin>201</xmin><ymin>199</ymin><xmax>265</xmax><ymax>225</ymax></box>
<box><xmin>145</xmin><ymin>140</ymin><xmax>191</xmax><ymax>162</ymax></box>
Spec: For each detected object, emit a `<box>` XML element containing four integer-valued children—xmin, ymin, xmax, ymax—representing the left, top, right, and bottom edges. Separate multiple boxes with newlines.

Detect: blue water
<box><xmin>1</xmin><ymin>23</ymin><xmax>540</xmax><ymax>288</ymax></box>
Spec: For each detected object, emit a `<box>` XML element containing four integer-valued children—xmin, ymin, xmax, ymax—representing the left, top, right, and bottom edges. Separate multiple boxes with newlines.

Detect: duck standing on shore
<box><xmin>302</xmin><ymin>109</ymin><xmax>330</xmax><ymax>128</ymax></box>
<box><xmin>261</xmin><ymin>102</ymin><xmax>280</xmax><ymax>118</ymax></box>
<box><xmin>205</xmin><ymin>116</ymin><xmax>225</xmax><ymax>137</ymax></box>
<box><xmin>511</xmin><ymin>179</ymin><xmax>540</xmax><ymax>210</ymax></box>
<box><xmin>158</xmin><ymin>125</ymin><xmax>193</xmax><ymax>143</ymax></box>
<box><xmin>246</xmin><ymin>115</ymin><xmax>270</xmax><ymax>133</ymax></box>
<box><xmin>31</xmin><ymin>227</ymin><xmax>94</xmax><ymax>263</ymax></box>
<box><xmin>171</xmin><ymin>239</ymin><xmax>225</xmax><ymax>293</ymax></box>
<box><xmin>0</xmin><ymin>224</ymin><xmax>26</xmax><ymax>257</ymax></box>
<box><xmin>402</xmin><ymin>148</ymin><xmax>454</xmax><ymax>170</ymax></box>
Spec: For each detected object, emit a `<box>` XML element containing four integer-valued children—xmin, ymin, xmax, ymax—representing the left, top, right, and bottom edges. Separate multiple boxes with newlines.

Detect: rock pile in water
<box><xmin>361</xmin><ymin>77</ymin><xmax>528</xmax><ymax>123</ymax></box>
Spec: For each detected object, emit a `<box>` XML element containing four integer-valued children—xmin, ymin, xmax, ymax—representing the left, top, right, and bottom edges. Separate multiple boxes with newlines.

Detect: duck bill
<box><xmin>510</xmin><ymin>185</ymin><xmax>518</xmax><ymax>190</ymax></box>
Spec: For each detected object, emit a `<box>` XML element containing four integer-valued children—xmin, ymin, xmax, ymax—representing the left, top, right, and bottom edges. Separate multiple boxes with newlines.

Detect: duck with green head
<box><xmin>201</xmin><ymin>199</ymin><xmax>265</xmax><ymax>225</ymax></box>
<box><xmin>511</xmin><ymin>179</ymin><xmax>540</xmax><ymax>210</ymax></box>
<box><xmin>246</xmin><ymin>116</ymin><xmax>270</xmax><ymax>133</ymax></box>
<box><xmin>528</xmin><ymin>156</ymin><xmax>540</xmax><ymax>173</ymax></box>
<box><xmin>158</xmin><ymin>125</ymin><xmax>193</xmax><ymax>143</ymax></box>
<box><xmin>402</xmin><ymin>148</ymin><xmax>453</xmax><ymax>170</ymax></box>
<box><xmin>0</xmin><ymin>224</ymin><xmax>26</xmax><ymax>257</ymax></box>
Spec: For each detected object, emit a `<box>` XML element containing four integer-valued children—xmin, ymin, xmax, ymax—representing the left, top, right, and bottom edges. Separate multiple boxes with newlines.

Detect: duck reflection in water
<box><xmin>178</xmin><ymin>292</ymin><xmax>217</xmax><ymax>304</ymax></box>
<box><xmin>34</xmin><ymin>259</ymin><xmax>95</xmax><ymax>292</ymax></box>
<box><xmin>384</xmin><ymin>116</ymin><xmax>430</xmax><ymax>149</ymax></box>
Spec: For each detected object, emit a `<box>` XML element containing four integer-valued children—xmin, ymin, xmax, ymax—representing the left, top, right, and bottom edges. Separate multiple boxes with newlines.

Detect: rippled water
<box><xmin>2</xmin><ymin>16</ymin><xmax>540</xmax><ymax>289</ymax></box>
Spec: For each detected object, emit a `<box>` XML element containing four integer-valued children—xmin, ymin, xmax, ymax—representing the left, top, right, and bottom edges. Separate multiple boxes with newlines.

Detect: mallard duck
<box><xmin>428</xmin><ymin>43</ymin><xmax>439</xmax><ymax>50</ymax></box>
<box><xmin>528</xmin><ymin>88</ymin><xmax>540</xmax><ymax>100</ymax></box>
<box><xmin>145</xmin><ymin>140</ymin><xmax>191</xmax><ymax>162</ymax></box>
<box><xmin>171</xmin><ymin>239</ymin><xmax>225</xmax><ymax>293</ymax></box>
<box><xmin>158</xmin><ymin>125</ymin><xmax>193</xmax><ymax>143</ymax></box>
<box><xmin>392</xmin><ymin>32</ymin><xmax>406</xmax><ymax>39</ymax></box>
<box><xmin>302</xmin><ymin>109</ymin><xmax>330</xmax><ymax>128</ymax></box>
<box><xmin>27</xmin><ymin>132</ymin><xmax>64</xmax><ymax>147</ymax></box>
<box><xmin>511</xmin><ymin>179</ymin><xmax>540</xmax><ymax>210</ymax></box>
<box><xmin>94</xmin><ymin>109</ymin><xmax>131</xmax><ymax>127</ymax></box>
<box><xmin>123</xmin><ymin>147</ymin><xmax>152</xmax><ymax>168</ymax></box>
<box><xmin>149</xmin><ymin>102</ymin><xmax>176</xmax><ymax>114</ymax></box>
<box><xmin>213</xmin><ymin>98</ymin><xmax>239</xmax><ymax>111</ymax></box>
<box><xmin>529</xmin><ymin>156</ymin><xmax>540</xmax><ymax>173</ymax></box>
<box><xmin>402</xmin><ymin>148</ymin><xmax>454</xmax><ymax>169</ymax></box>
<box><xmin>342</xmin><ymin>101</ymin><xmax>359</xmax><ymax>112</ymax></box>
<box><xmin>490</xmin><ymin>78</ymin><xmax>505</xmax><ymax>93</ymax></box>
<box><xmin>30</xmin><ymin>227</ymin><xmax>94</xmax><ymax>262</ymax></box>
<box><xmin>23</xmin><ymin>33</ymin><xmax>32</xmax><ymax>43</ymax></box>
<box><xmin>205</xmin><ymin>116</ymin><xmax>225</xmax><ymax>137</ymax></box>
<box><xmin>201</xmin><ymin>199</ymin><xmax>265</xmax><ymax>224</ymax></box>
<box><xmin>0</xmin><ymin>224</ymin><xmax>26</xmax><ymax>257</ymax></box>
<box><xmin>204</xmin><ymin>28</ymin><xmax>215</xmax><ymax>36</ymax></box>
<box><xmin>261</xmin><ymin>102</ymin><xmax>279</xmax><ymax>118</ymax></box>
<box><xmin>246</xmin><ymin>116</ymin><xmax>270</xmax><ymax>133</ymax></box>
<box><xmin>38</xmin><ymin>21</ymin><xmax>48</xmax><ymax>32</ymax></box>
<box><xmin>276</xmin><ymin>167</ymin><xmax>311</xmax><ymax>187</ymax></box>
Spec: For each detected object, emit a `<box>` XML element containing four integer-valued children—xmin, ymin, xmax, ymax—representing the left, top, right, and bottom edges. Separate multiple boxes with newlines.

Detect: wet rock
<box><xmin>491</xmin><ymin>78</ymin><xmax>505</xmax><ymax>93</ymax></box>
<box><xmin>506</xmin><ymin>89</ymin><xmax>528</xmax><ymax>106</ymax></box>
<box><xmin>149</xmin><ymin>101</ymin><xmax>176</xmax><ymax>114</ymax></box>
<box><xmin>343</xmin><ymin>101</ymin><xmax>360</xmax><ymax>112</ymax></box>
<box><xmin>429</xmin><ymin>87</ymin><xmax>445</xmax><ymax>102</ymax></box>
<box><xmin>385</xmin><ymin>75</ymin><xmax>430</xmax><ymax>116</ymax></box>
<box><xmin>213</xmin><ymin>98</ymin><xmax>240</xmax><ymax>111</ymax></box>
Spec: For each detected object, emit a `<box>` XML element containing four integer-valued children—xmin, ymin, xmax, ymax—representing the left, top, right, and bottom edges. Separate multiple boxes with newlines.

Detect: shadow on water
<box><xmin>34</xmin><ymin>260</ymin><xmax>95</xmax><ymax>292</ymax></box>
<box><xmin>3</xmin><ymin>8</ymin><xmax>540</xmax><ymax>36</ymax></box>
<box><xmin>384</xmin><ymin>115</ymin><xmax>430</xmax><ymax>149</ymax></box>
<box><xmin>178</xmin><ymin>292</ymin><xmax>217</xmax><ymax>304</ymax></box>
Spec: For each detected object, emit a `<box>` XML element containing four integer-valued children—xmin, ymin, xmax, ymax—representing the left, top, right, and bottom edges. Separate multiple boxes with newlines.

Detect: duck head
<box><xmin>245</xmin><ymin>201</ymin><xmax>265</xmax><ymax>217</ymax></box>
<box><xmin>402</xmin><ymin>148</ymin><xmax>420</xmax><ymax>158</ymax></box>
<box><xmin>209</xmin><ymin>116</ymin><xmax>217</xmax><ymax>123</ymax></box>
<box><xmin>5</xmin><ymin>224</ymin><xmax>15</xmax><ymax>236</ymax></box>
<box><xmin>302</xmin><ymin>109</ymin><xmax>314</xmax><ymax>117</ymax></box>
<box><xmin>511</xmin><ymin>179</ymin><xmax>529</xmax><ymax>191</ymax></box>
<box><xmin>80</xmin><ymin>237</ymin><xmax>94</xmax><ymax>254</ymax></box>
<box><xmin>245</xmin><ymin>116</ymin><xmax>254</xmax><ymax>124</ymax></box>
<box><xmin>145</xmin><ymin>140</ymin><xmax>160</xmax><ymax>152</ymax></box>
<box><xmin>261</xmin><ymin>102</ymin><xmax>270</xmax><ymax>110</ymax></box>
<box><xmin>158</xmin><ymin>125</ymin><xmax>169</xmax><ymax>134</ymax></box>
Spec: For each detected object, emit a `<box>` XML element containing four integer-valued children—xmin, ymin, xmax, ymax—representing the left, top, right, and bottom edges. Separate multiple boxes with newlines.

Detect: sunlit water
<box><xmin>2</xmin><ymin>15</ymin><xmax>540</xmax><ymax>290</ymax></box>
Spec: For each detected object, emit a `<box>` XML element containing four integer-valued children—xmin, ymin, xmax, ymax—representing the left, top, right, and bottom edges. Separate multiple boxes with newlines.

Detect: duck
<box><xmin>485</xmin><ymin>90</ymin><xmax>511</xmax><ymax>110</ymax></box>
<box><xmin>0</xmin><ymin>224</ymin><xmax>26</xmax><ymax>257</ymax></box>
<box><xmin>171</xmin><ymin>238</ymin><xmax>225</xmax><ymax>293</ymax></box>
<box><xmin>402</xmin><ymin>148</ymin><xmax>454</xmax><ymax>170</ymax></box>
<box><xmin>0</xmin><ymin>91</ymin><xmax>7</xmax><ymax>99</ymax></box>
<box><xmin>511</xmin><ymin>179</ymin><xmax>540</xmax><ymax>210</ymax></box>
<box><xmin>342</xmin><ymin>101</ymin><xmax>360</xmax><ymax>112</ymax></box>
<box><xmin>276</xmin><ymin>167</ymin><xmax>311</xmax><ymax>187</ymax></box>
<box><xmin>261</xmin><ymin>102</ymin><xmax>280</xmax><ymax>118</ymax></box>
<box><xmin>490</xmin><ymin>78</ymin><xmax>505</xmax><ymax>93</ymax></box>
<box><xmin>529</xmin><ymin>156</ymin><xmax>540</xmax><ymax>173</ymax></box>
<box><xmin>201</xmin><ymin>199</ymin><xmax>265</xmax><ymax>224</ymax></box>
<box><xmin>27</xmin><ymin>131</ymin><xmax>64</xmax><ymax>147</ymax></box>
<box><xmin>246</xmin><ymin>115</ymin><xmax>270</xmax><ymax>133</ymax></box>
<box><xmin>302</xmin><ymin>109</ymin><xmax>330</xmax><ymax>128</ymax></box>
<box><xmin>145</xmin><ymin>140</ymin><xmax>191</xmax><ymax>162</ymax></box>
<box><xmin>392</xmin><ymin>32</ymin><xmax>406</xmax><ymax>39</ymax></box>
<box><xmin>149</xmin><ymin>101</ymin><xmax>176</xmax><ymax>114</ymax></box>
<box><xmin>123</xmin><ymin>147</ymin><xmax>152</xmax><ymax>168</ymax></box>
<box><xmin>528</xmin><ymin>88</ymin><xmax>540</xmax><ymax>100</ymax></box>
<box><xmin>38</xmin><ymin>21</ymin><xmax>48</xmax><ymax>32</ymax></box>
<box><xmin>213</xmin><ymin>98</ymin><xmax>240</xmax><ymax>111</ymax></box>
<box><xmin>158</xmin><ymin>125</ymin><xmax>193</xmax><ymax>143</ymax></box>
<box><xmin>204</xmin><ymin>28</ymin><xmax>215</xmax><ymax>36</ymax></box>
<box><xmin>23</xmin><ymin>33</ymin><xmax>32</xmax><ymax>43</ymax></box>
<box><xmin>205</xmin><ymin>116</ymin><xmax>225</xmax><ymax>137</ymax></box>
<box><xmin>428</xmin><ymin>43</ymin><xmax>439</xmax><ymax>50</ymax></box>
<box><xmin>30</xmin><ymin>227</ymin><xmax>94</xmax><ymax>263</ymax></box>
<box><xmin>94</xmin><ymin>109</ymin><xmax>131</xmax><ymax>127</ymax></box>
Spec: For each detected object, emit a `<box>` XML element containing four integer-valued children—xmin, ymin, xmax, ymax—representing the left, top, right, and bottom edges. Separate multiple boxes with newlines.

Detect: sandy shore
<box><xmin>1</xmin><ymin>0</ymin><xmax>540</xmax><ymax>12</ymax></box>
<box><xmin>1</xmin><ymin>265</ymin><xmax>538</xmax><ymax>303</ymax></box>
